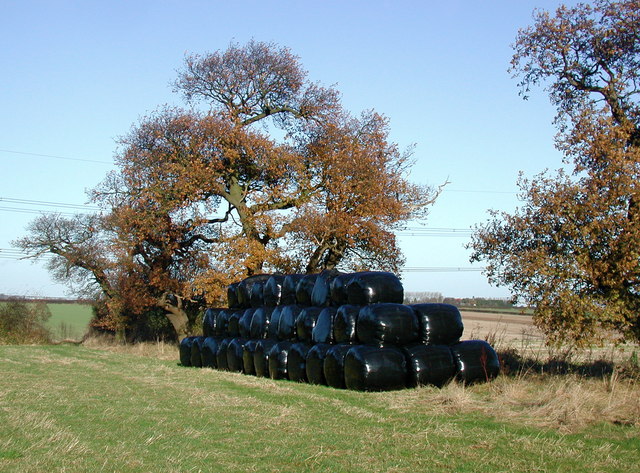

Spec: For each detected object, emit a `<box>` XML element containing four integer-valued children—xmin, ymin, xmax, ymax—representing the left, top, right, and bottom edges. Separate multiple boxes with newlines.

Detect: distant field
<box><xmin>0</xmin><ymin>345</ymin><xmax>638</xmax><ymax>472</ymax></box>
<box><xmin>45</xmin><ymin>303</ymin><xmax>93</xmax><ymax>340</ymax></box>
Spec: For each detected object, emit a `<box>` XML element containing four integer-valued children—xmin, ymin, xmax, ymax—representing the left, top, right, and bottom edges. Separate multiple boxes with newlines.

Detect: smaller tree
<box><xmin>470</xmin><ymin>0</ymin><xmax>640</xmax><ymax>344</ymax></box>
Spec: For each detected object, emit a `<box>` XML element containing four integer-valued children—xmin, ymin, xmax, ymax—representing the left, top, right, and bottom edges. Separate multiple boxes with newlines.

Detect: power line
<box><xmin>0</xmin><ymin>196</ymin><xmax>99</xmax><ymax>211</ymax></box>
<box><xmin>398</xmin><ymin>227</ymin><xmax>473</xmax><ymax>237</ymax></box>
<box><xmin>401</xmin><ymin>267</ymin><xmax>484</xmax><ymax>272</ymax></box>
<box><xmin>0</xmin><ymin>249</ymin><xmax>485</xmax><ymax>273</ymax></box>
<box><xmin>0</xmin><ymin>206</ymin><xmax>80</xmax><ymax>217</ymax></box>
<box><xmin>0</xmin><ymin>148</ymin><xmax>112</xmax><ymax>165</ymax></box>
<box><xmin>0</xmin><ymin>248</ymin><xmax>54</xmax><ymax>261</ymax></box>
<box><xmin>444</xmin><ymin>188</ymin><xmax>517</xmax><ymax>195</ymax></box>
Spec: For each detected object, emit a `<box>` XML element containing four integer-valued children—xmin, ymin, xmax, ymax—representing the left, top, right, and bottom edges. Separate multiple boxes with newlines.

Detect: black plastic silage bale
<box><xmin>277</xmin><ymin>305</ymin><xmax>302</xmax><ymax>341</ymax></box>
<box><xmin>227</xmin><ymin>338</ymin><xmax>247</xmax><ymax>372</ymax></box>
<box><xmin>344</xmin><ymin>345</ymin><xmax>407</xmax><ymax>391</ymax></box>
<box><xmin>202</xmin><ymin>308</ymin><xmax>220</xmax><ymax>338</ymax></box>
<box><xmin>250</xmin><ymin>280</ymin><xmax>266</xmax><ymax>308</ymax></box>
<box><xmin>242</xmin><ymin>340</ymin><xmax>259</xmax><ymax>375</ymax></box>
<box><xmin>238</xmin><ymin>309</ymin><xmax>254</xmax><ymax>338</ymax></box>
<box><xmin>411</xmin><ymin>303</ymin><xmax>464</xmax><ymax>345</ymax></box>
<box><xmin>295</xmin><ymin>274</ymin><xmax>318</xmax><ymax>306</ymax></box>
<box><xmin>179</xmin><ymin>336</ymin><xmax>196</xmax><ymax>366</ymax></box>
<box><xmin>357</xmin><ymin>303</ymin><xmax>419</xmax><ymax>347</ymax></box>
<box><xmin>215</xmin><ymin>309</ymin><xmax>232</xmax><ymax>337</ymax></box>
<box><xmin>305</xmin><ymin>343</ymin><xmax>332</xmax><ymax>385</ymax></box>
<box><xmin>226</xmin><ymin>309</ymin><xmax>243</xmax><ymax>337</ymax></box>
<box><xmin>254</xmin><ymin>339</ymin><xmax>277</xmax><ymax>377</ymax></box>
<box><xmin>263</xmin><ymin>274</ymin><xmax>285</xmax><ymax>306</ymax></box>
<box><xmin>281</xmin><ymin>274</ymin><xmax>304</xmax><ymax>305</ymax></box>
<box><xmin>237</xmin><ymin>274</ymin><xmax>271</xmax><ymax>309</ymax></box>
<box><xmin>312</xmin><ymin>307</ymin><xmax>337</xmax><ymax>344</ymax></box>
<box><xmin>311</xmin><ymin>270</ymin><xmax>341</xmax><ymax>307</ymax></box>
<box><xmin>287</xmin><ymin>342</ymin><xmax>312</xmax><ymax>382</ymax></box>
<box><xmin>329</xmin><ymin>273</ymin><xmax>352</xmax><ymax>306</ymax></box>
<box><xmin>450</xmin><ymin>340</ymin><xmax>500</xmax><ymax>384</ymax></box>
<box><xmin>268</xmin><ymin>341</ymin><xmax>293</xmax><ymax>380</ymax></box>
<box><xmin>216</xmin><ymin>338</ymin><xmax>233</xmax><ymax>371</ymax></box>
<box><xmin>323</xmin><ymin>344</ymin><xmax>352</xmax><ymax>389</ymax></box>
<box><xmin>333</xmin><ymin>305</ymin><xmax>360</xmax><ymax>344</ymax></box>
<box><xmin>295</xmin><ymin>307</ymin><xmax>323</xmax><ymax>342</ymax></box>
<box><xmin>346</xmin><ymin>271</ymin><xmax>404</xmax><ymax>305</ymax></box>
<box><xmin>201</xmin><ymin>337</ymin><xmax>220</xmax><ymax>369</ymax></box>
<box><xmin>227</xmin><ymin>282</ymin><xmax>240</xmax><ymax>308</ymax></box>
<box><xmin>190</xmin><ymin>336</ymin><xmax>206</xmax><ymax>368</ymax></box>
<box><xmin>250</xmin><ymin>306</ymin><xmax>273</xmax><ymax>339</ymax></box>
<box><xmin>267</xmin><ymin>306</ymin><xmax>283</xmax><ymax>339</ymax></box>
<box><xmin>403</xmin><ymin>344</ymin><xmax>457</xmax><ymax>388</ymax></box>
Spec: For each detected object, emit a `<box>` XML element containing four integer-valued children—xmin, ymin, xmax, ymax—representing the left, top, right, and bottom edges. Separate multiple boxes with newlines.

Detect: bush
<box><xmin>0</xmin><ymin>300</ymin><xmax>52</xmax><ymax>344</ymax></box>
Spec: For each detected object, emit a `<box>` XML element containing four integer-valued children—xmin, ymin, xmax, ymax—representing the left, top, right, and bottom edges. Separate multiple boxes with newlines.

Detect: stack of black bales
<box><xmin>179</xmin><ymin>271</ymin><xmax>500</xmax><ymax>391</ymax></box>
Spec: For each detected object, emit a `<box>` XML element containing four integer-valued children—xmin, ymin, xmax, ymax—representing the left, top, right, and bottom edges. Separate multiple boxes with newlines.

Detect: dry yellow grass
<box><xmin>383</xmin><ymin>373</ymin><xmax>640</xmax><ymax>434</ymax></box>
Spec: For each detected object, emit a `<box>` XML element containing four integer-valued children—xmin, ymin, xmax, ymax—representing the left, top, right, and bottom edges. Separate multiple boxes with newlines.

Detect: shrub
<box><xmin>0</xmin><ymin>300</ymin><xmax>52</xmax><ymax>344</ymax></box>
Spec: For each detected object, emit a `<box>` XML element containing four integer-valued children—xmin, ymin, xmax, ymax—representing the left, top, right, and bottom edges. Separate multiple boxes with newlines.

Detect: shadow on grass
<box><xmin>497</xmin><ymin>347</ymin><xmax>640</xmax><ymax>379</ymax></box>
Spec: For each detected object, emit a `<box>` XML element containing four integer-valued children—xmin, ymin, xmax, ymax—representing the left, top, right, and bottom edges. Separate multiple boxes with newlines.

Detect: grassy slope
<box><xmin>0</xmin><ymin>345</ymin><xmax>638</xmax><ymax>473</ymax></box>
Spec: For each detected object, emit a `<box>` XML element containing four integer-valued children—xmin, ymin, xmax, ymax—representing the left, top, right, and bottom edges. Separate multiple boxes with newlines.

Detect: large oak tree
<box><xmin>470</xmin><ymin>0</ymin><xmax>640</xmax><ymax>344</ymax></box>
<box><xmin>16</xmin><ymin>41</ymin><xmax>439</xmax><ymax>341</ymax></box>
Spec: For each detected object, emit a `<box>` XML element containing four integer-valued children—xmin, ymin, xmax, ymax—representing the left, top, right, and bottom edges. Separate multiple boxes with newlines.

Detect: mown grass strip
<box><xmin>0</xmin><ymin>345</ymin><xmax>638</xmax><ymax>472</ymax></box>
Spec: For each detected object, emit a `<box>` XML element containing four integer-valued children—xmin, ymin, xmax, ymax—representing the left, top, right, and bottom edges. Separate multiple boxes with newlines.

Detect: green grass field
<box><xmin>45</xmin><ymin>303</ymin><xmax>93</xmax><ymax>340</ymax></box>
<box><xmin>0</xmin><ymin>344</ymin><xmax>638</xmax><ymax>472</ymax></box>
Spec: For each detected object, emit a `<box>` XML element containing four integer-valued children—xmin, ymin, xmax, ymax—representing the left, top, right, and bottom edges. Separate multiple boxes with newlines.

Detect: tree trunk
<box><xmin>165</xmin><ymin>306</ymin><xmax>190</xmax><ymax>342</ymax></box>
<box><xmin>158</xmin><ymin>294</ymin><xmax>190</xmax><ymax>341</ymax></box>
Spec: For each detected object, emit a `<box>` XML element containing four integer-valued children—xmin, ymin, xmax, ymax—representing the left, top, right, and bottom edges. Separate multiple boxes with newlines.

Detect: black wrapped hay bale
<box><xmin>312</xmin><ymin>307</ymin><xmax>337</xmax><ymax>344</ymax></box>
<box><xmin>404</xmin><ymin>344</ymin><xmax>457</xmax><ymax>387</ymax></box>
<box><xmin>295</xmin><ymin>274</ymin><xmax>318</xmax><ymax>306</ymax></box>
<box><xmin>295</xmin><ymin>307</ymin><xmax>323</xmax><ymax>342</ymax></box>
<box><xmin>344</xmin><ymin>345</ymin><xmax>407</xmax><ymax>391</ymax></box>
<box><xmin>250</xmin><ymin>307</ymin><xmax>273</xmax><ymax>339</ymax></box>
<box><xmin>329</xmin><ymin>273</ymin><xmax>352</xmax><ymax>306</ymax></box>
<box><xmin>227</xmin><ymin>338</ymin><xmax>247</xmax><ymax>372</ymax></box>
<box><xmin>450</xmin><ymin>340</ymin><xmax>500</xmax><ymax>384</ymax></box>
<box><xmin>201</xmin><ymin>337</ymin><xmax>220</xmax><ymax>369</ymax></box>
<box><xmin>179</xmin><ymin>336</ymin><xmax>196</xmax><ymax>366</ymax></box>
<box><xmin>268</xmin><ymin>341</ymin><xmax>293</xmax><ymax>380</ymax></box>
<box><xmin>227</xmin><ymin>282</ymin><xmax>240</xmax><ymax>309</ymax></box>
<box><xmin>311</xmin><ymin>270</ymin><xmax>341</xmax><ymax>307</ymax></box>
<box><xmin>190</xmin><ymin>336</ymin><xmax>206</xmax><ymax>368</ymax></box>
<box><xmin>202</xmin><ymin>308</ymin><xmax>220</xmax><ymax>338</ymax></box>
<box><xmin>237</xmin><ymin>274</ymin><xmax>271</xmax><ymax>308</ymax></box>
<box><xmin>254</xmin><ymin>339</ymin><xmax>277</xmax><ymax>377</ymax></box>
<box><xmin>324</xmin><ymin>344</ymin><xmax>352</xmax><ymax>389</ymax></box>
<box><xmin>281</xmin><ymin>274</ymin><xmax>304</xmax><ymax>305</ymax></box>
<box><xmin>263</xmin><ymin>275</ymin><xmax>285</xmax><ymax>306</ymax></box>
<box><xmin>305</xmin><ymin>343</ymin><xmax>332</xmax><ymax>385</ymax></box>
<box><xmin>357</xmin><ymin>303</ymin><xmax>419</xmax><ymax>347</ymax></box>
<box><xmin>227</xmin><ymin>309</ymin><xmax>243</xmax><ymax>337</ymax></box>
<box><xmin>288</xmin><ymin>342</ymin><xmax>312</xmax><ymax>382</ymax></box>
<box><xmin>278</xmin><ymin>305</ymin><xmax>302</xmax><ymax>341</ymax></box>
<box><xmin>242</xmin><ymin>340</ymin><xmax>259</xmax><ymax>375</ymax></box>
<box><xmin>250</xmin><ymin>280</ymin><xmax>267</xmax><ymax>308</ymax></box>
<box><xmin>411</xmin><ymin>303</ymin><xmax>464</xmax><ymax>345</ymax></box>
<box><xmin>333</xmin><ymin>305</ymin><xmax>360</xmax><ymax>344</ymax></box>
<box><xmin>267</xmin><ymin>306</ymin><xmax>284</xmax><ymax>339</ymax></box>
<box><xmin>216</xmin><ymin>338</ymin><xmax>233</xmax><ymax>371</ymax></box>
<box><xmin>238</xmin><ymin>309</ymin><xmax>254</xmax><ymax>338</ymax></box>
<box><xmin>215</xmin><ymin>310</ymin><xmax>232</xmax><ymax>337</ymax></box>
<box><xmin>346</xmin><ymin>271</ymin><xmax>404</xmax><ymax>305</ymax></box>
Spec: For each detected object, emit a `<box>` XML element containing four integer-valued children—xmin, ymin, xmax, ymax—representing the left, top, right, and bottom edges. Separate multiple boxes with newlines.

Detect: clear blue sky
<box><xmin>0</xmin><ymin>0</ymin><xmax>578</xmax><ymax>298</ymax></box>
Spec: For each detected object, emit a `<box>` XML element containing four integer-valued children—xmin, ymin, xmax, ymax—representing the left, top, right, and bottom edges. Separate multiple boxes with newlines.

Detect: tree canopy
<box><xmin>15</xmin><ymin>40</ymin><xmax>440</xmax><ymax>341</ymax></box>
<box><xmin>470</xmin><ymin>0</ymin><xmax>640</xmax><ymax>344</ymax></box>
